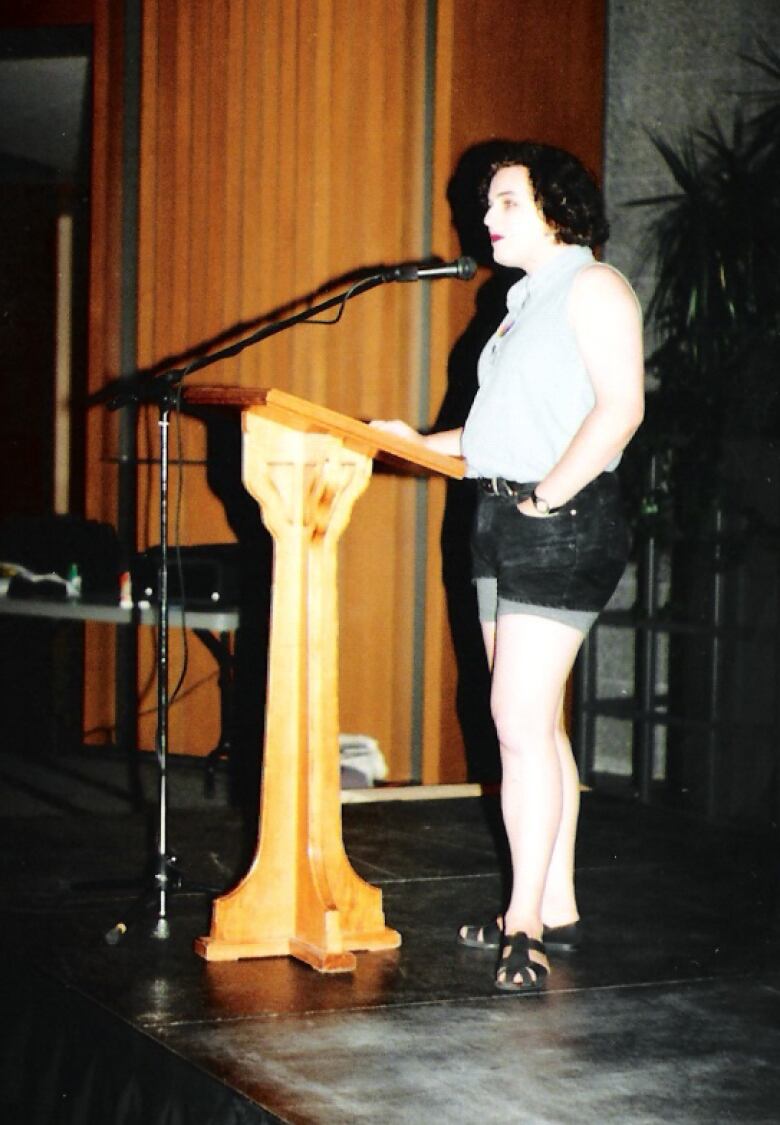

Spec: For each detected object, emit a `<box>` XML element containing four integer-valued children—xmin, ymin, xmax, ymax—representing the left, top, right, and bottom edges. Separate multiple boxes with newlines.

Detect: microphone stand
<box><xmin>100</xmin><ymin>258</ymin><xmax>476</xmax><ymax>941</ymax></box>
<box><xmin>100</xmin><ymin>269</ymin><xmax>398</xmax><ymax>943</ymax></box>
<box><xmin>149</xmin><ymin>386</ymin><xmax>174</xmax><ymax>938</ymax></box>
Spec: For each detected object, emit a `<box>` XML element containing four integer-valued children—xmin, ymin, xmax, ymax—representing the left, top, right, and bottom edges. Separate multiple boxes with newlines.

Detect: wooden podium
<box><xmin>185</xmin><ymin>387</ymin><xmax>464</xmax><ymax>972</ymax></box>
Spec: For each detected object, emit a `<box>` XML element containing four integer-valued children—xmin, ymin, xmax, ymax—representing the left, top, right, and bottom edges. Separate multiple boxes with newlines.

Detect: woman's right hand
<box><xmin>369</xmin><ymin>422</ymin><xmax>464</xmax><ymax>459</ymax></box>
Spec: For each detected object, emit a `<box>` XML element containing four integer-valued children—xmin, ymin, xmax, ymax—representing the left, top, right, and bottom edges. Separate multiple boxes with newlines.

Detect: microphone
<box><xmin>382</xmin><ymin>256</ymin><xmax>477</xmax><ymax>283</ymax></box>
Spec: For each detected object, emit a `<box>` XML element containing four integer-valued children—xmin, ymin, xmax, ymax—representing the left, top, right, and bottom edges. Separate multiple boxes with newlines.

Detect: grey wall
<box><xmin>603</xmin><ymin>0</ymin><xmax>780</xmax><ymax>307</ymax></box>
<box><xmin>0</xmin><ymin>27</ymin><xmax>91</xmax><ymax>186</ymax></box>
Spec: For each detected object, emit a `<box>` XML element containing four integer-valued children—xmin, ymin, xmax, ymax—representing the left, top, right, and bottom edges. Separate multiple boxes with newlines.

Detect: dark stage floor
<box><xmin>1</xmin><ymin>748</ymin><xmax>779</xmax><ymax>1124</ymax></box>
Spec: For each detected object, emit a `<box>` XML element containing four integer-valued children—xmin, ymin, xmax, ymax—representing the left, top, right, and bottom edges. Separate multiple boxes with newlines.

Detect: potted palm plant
<box><xmin>625</xmin><ymin>44</ymin><xmax>780</xmax><ymax>824</ymax></box>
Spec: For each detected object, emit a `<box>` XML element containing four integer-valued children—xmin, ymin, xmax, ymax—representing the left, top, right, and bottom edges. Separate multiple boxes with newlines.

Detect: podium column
<box><xmin>194</xmin><ymin>410</ymin><xmax>401</xmax><ymax>971</ymax></box>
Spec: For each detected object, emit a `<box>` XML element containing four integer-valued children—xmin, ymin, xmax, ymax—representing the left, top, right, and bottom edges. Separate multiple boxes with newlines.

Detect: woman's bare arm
<box><xmin>521</xmin><ymin>264</ymin><xmax>644</xmax><ymax>515</ymax></box>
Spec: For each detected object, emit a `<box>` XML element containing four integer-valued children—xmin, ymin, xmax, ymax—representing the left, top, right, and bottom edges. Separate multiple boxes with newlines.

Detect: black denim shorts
<box><xmin>470</xmin><ymin>472</ymin><xmax>630</xmax><ymax>612</ymax></box>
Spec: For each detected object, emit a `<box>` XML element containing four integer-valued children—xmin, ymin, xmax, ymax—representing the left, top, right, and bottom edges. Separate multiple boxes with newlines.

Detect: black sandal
<box><xmin>495</xmin><ymin>931</ymin><xmax>549</xmax><ymax>993</ymax></box>
<box><xmin>458</xmin><ymin>917</ymin><xmax>581</xmax><ymax>953</ymax></box>
<box><xmin>543</xmin><ymin>921</ymin><xmax>581</xmax><ymax>953</ymax></box>
<box><xmin>457</xmin><ymin>917</ymin><xmax>503</xmax><ymax>949</ymax></box>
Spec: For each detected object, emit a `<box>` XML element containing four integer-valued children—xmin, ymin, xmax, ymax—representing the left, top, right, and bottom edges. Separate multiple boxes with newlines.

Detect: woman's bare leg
<box><xmin>488</xmin><ymin>612</ymin><xmax>585</xmax><ymax>983</ymax></box>
<box><xmin>541</xmin><ymin>697</ymin><xmax>581</xmax><ymax>928</ymax></box>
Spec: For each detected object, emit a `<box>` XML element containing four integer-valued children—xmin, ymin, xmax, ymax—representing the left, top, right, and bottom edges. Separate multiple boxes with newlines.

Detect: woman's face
<box><xmin>484</xmin><ymin>164</ymin><xmax>557</xmax><ymax>271</ymax></box>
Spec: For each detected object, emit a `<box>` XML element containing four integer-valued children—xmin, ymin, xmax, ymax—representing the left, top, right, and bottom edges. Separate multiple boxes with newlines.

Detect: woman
<box><xmin>373</xmin><ymin>141</ymin><xmax>644</xmax><ymax>992</ymax></box>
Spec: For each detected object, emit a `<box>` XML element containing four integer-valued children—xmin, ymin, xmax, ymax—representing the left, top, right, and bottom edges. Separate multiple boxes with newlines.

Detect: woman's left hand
<box><xmin>516</xmin><ymin>496</ymin><xmax>549</xmax><ymax>518</ymax></box>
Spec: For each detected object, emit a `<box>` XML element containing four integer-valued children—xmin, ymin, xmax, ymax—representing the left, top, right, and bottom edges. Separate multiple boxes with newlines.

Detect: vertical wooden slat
<box><xmin>171</xmin><ymin>0</ymin><xmax>193</xmax><ymax>358</ymax></box>
<box><xmin>261</xmin><ymin>0</ymin><xmax>293</xmax><ymax>384</ymax></box>
<box><xmin>83</xmin><ymin>0</ymin><xmax>123</xmax><ymax>740</ymax></box>
<box><xmin>54</xmin><ymin>213</ymin><xmax>74</xmax><ymax>514</ymax></box>
<box><xmin>421</xmin><ymin>0</ymin><xmax>458</xmax><ymax>783</ymax></box>
<box><xmin>186</xmin><ymin>3</ymin><xmax>211</xmax><ymax>363</ymax></box>
<box><xmin>205</xmin><ymin>0</ymin><xmax>228</xmax><ymax>342</ymax></box>
<box><xmin>238</xmin><ymin>0</ymin><xmax>263</xmax><ymax>385</ymax></box>
<box><xmin>152</xmin><ymin>5</ymin><xmax>177</xmax><ymax>359</ymax></box>
<box><xmin>223</xmin><ymin>0</ymin><xmax>246</xmax><ymax>374</ymax></box>
<box><xmin>137</xmin><ymin>0</ymin><xmax>158</xmax><ymax>371</ymax></box>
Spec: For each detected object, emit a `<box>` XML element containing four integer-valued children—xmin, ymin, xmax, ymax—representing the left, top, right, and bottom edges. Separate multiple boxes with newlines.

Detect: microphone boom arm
<box><xmin>103</xmin><ymin>256</ymin><xmax>476</xmax><ymax>409</ymax></box>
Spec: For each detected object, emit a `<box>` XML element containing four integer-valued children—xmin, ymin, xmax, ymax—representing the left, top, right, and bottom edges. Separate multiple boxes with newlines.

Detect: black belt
<box><xmin>477</xmin><ymin>477</ymin><xmax>536</xmax><ymax>498</ymax></box>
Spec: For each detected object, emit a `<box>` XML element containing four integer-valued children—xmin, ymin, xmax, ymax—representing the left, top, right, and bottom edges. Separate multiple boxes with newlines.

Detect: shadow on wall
<box><xmin>433</xmin><ymin>140</ymin><xmax>523</xmax><ymax>785</ymax></box>
<box><xmin>185</xmin><ymin>407</ymin><xmax>273</xmax><ymax>849</ymax></box>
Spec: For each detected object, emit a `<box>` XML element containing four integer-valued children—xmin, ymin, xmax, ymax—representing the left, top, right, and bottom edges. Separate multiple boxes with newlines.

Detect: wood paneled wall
<box><xmin>99</xmin><ymin>0</ymin><xmax>431</xmax><ymax>774</ymax></box>
<box><xmin>136</xmin><ymin>0</ymin><xmax>428</xmax><ymax>408</ymax></box>
<box><xmin>85</xmin><ymin>0</ymin><xmax>606</xmax><ymax>782</ymax></box>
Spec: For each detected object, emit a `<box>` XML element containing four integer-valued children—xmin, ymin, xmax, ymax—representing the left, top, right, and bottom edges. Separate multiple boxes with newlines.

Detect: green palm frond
<box><xmin>624</xmin><ymin>43</ymin><xmax>780</xmax><ymax>538</ymax></box>
<box><xmin>741</xmin><ymin>42</ymin><xmax>780</xmax><ymax>163</ymax></box>
<box><xmin>738</xmin><ymin>37</ymin><xmax>780</xmax><ymax>83</ymax></box>
<box><xmin>636</xmin><ymin>109</ymin><xmax>779</xmax><ymax>361</ymax></box>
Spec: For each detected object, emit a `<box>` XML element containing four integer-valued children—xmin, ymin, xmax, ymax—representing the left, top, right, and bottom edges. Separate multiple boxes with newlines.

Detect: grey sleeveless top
<box><xmin>461</xmin><ymin>244</ymin><xmax>622</xmax><ymax>481</ymax></box>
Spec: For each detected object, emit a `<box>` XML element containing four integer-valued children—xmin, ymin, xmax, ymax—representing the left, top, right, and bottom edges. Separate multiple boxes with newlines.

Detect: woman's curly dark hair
<box><xmin>483</xmin><ymin>141</ymin><xmax>609</xmax><ymax>248</ymax></box>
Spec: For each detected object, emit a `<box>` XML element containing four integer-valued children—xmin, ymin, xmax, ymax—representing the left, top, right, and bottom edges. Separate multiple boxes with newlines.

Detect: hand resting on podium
<box><xmin>369</xmin><ymin>420</ymin><xmax>464</xmax><ymax>459</ymax></box>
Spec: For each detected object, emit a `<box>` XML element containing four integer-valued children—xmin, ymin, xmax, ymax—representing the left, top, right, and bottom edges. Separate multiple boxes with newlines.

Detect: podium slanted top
<box><xmin>184</xmin><ymin>386</ymin><xmax>465</xmax><ymax>480</ymax></box>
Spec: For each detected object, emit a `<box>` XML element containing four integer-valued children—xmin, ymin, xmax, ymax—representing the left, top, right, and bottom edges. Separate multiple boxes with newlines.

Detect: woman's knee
<box><xmin>492</xmin><ymin>696</ymin><xmax>555</xmax><ymax>754</ymax></box>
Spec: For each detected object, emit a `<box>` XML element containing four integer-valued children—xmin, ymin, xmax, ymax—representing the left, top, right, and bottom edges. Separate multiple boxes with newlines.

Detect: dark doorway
<box><xmin>0</xmin><ymin>25</ymin><xmax>92</xmax><ymax>519</ymax></box>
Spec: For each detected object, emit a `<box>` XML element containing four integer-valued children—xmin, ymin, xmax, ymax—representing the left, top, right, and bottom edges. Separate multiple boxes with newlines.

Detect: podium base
<box><xmin>194</xmin><ymin>926</ymin><xmax>401</xmax><ymax>973</ymax></box>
